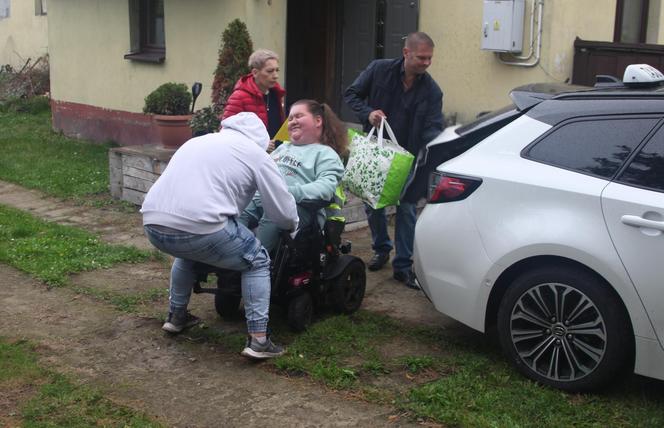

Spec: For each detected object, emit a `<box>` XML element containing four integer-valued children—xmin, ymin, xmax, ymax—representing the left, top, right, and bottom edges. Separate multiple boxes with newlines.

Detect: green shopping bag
<box><xmin>342</xmin><ymin>118</ymin><xmax>414</xmax><ymax>209</ymax></box>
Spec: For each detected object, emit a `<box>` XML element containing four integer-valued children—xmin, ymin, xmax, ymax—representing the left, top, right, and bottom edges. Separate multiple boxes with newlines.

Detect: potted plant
<box><xmin>143</xmin><ymin>82</ymin><xmax>193</xmax><ymax>148</ymax></box>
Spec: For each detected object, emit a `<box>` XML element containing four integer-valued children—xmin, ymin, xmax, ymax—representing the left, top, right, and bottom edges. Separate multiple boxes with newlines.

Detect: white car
<box><xmin>409</xmin><ymin>65</ymin><xmax>664</xmax><ymax>391</ymax></box>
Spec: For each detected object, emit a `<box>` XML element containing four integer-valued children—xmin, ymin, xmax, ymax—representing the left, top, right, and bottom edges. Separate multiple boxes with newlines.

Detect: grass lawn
<box><xmin>183</xmin><ymin>310</ymin><xmax>664</xmax><ymax>427</ymax></box>
<box><xmin>276</xmin><ymin>312</ymin><xmax>664</xmax><ymax>427</ymax></box>
<box><xmin>0</xmin><ymin>104</ymin><xmax>112</xmax><ymax>199</ymax></box>
<box><xmin>0</xmin><ymin>338</ymin><xmax>163</xmax><ymax>427</ymax></box>
<box><xmin>1</xmin><ymin>104</ymin><xmax>663</xmax><ymax>427</ymax></box>
<box><xmin>0</xmin><ymin>204</ymin><xmax>151</xmax><ymax>287</ymax></box>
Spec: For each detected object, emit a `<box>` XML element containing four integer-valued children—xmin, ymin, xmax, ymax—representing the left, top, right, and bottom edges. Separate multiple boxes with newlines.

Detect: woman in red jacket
<box><xmin>222</xmin><ymin>49</ymin><xmax>286</xmax><ymax>152</ymax></box>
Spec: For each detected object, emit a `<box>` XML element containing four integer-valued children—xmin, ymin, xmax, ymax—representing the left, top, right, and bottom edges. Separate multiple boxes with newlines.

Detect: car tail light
<box><xmin>427</xmin><ymin>172</ymin><xmax>482</xmax><ymax>203</ymax></box>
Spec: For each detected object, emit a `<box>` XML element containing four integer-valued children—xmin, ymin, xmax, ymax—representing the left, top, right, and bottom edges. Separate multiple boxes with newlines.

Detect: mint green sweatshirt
<box><xmin>271</xmin><ymin>142</ymin><xmax>344</xmax><ymax>203</ymax></box>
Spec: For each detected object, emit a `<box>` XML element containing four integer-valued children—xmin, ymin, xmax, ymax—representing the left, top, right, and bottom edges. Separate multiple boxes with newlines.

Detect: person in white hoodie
<box><xmin>141</xmin><ymin>112</ymin><xmax>298</xmax><ymax>359</ymax></box>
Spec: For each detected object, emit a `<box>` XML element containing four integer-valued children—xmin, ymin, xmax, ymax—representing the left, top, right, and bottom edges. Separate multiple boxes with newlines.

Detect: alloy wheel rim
<box><xmin>509</xmin><ymin>282</ymin><xmax>607</xmax><ymax>382</ymax></box>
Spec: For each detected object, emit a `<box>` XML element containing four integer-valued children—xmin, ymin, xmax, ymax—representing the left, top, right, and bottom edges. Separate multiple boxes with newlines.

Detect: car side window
<box><xmin>524</xmin><ymin>118</ymin><xmax>658</xmax><ymax>179</ymax></box>
<box><xmin>617</xmin><ymin>126</ymin><xmax>664</xmax><ymax>192</ymax></box>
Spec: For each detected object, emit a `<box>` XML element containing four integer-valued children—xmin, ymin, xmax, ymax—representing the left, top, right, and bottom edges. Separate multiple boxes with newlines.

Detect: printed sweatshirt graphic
<box><xmin>270</xmin><ymin>142</ymin><xmax>344</xmax><ymax>204</ymax></box>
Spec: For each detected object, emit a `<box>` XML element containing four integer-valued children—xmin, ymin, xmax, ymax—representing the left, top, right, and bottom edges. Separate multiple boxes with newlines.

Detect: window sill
<box><xmin>124</xmin><ymin>51</ymin><xmax>165</xmax><ymax>64</ymax></box>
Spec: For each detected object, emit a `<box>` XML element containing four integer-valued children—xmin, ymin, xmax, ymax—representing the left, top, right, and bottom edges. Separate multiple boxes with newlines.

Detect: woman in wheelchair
<box><xmin>240</xmin><ymin>99</ymin><xmax>347</xmax><ymax>254</ymax></box>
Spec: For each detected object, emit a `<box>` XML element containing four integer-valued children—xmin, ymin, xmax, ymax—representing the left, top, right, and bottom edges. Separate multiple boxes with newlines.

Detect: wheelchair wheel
<box><xmin>331</xmin><ymin>259</ymin><xmax>366</xmax><ymax>314</ymax></box>
<box><xmin>215</xmin><ymin>292</ymin><xmax>241</xmax><ymax>320</ymax></box>
<box><xmin>288</xmin><ymin>292</ymin><xmax>314</xmax><ymax>332</ymax></box>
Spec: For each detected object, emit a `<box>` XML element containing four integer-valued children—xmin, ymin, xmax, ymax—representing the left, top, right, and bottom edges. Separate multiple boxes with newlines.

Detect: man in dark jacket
<box><xmin>344</xmin><ymin>31</ymin><xmax>443</xmax><ymax>289</ymax></box>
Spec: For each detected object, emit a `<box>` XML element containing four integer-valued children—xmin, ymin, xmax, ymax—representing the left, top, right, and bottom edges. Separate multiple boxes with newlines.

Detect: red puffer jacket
<box><xmin>221</xmin><ymin>73</ymin><xmax>286</xmax><ymax>129</ymax></box>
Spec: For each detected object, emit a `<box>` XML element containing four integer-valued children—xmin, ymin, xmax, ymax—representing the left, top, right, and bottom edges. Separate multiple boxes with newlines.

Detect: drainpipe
<box><xmin>497</xmin><ymin>0</ymin><xmax>543</xmax><ymax>67</ymax></box>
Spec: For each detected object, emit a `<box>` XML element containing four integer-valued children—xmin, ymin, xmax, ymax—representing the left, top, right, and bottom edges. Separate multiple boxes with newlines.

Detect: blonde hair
<box><xmin>248</xmin><ymin>49</ymin><xmax>279</xmax><ymax>70</ymax></box>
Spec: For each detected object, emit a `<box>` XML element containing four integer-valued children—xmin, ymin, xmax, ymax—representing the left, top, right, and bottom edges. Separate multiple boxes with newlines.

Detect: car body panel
<box><xmin>401</xmin><ymin>106</ymin><xmax>523</xmax><ymax>203</ymax></box>
<box><xmin>413</xmin><ymin>114</ymin><xmax>664</xmax><ymax>382</ymax></box>
<box><xmin>601</xmin><ymin>182</ymin><xmax>664</xmax><ymax>348</ymax></box>
<box><xmin>414</xmin><ymin>200</ymin><xmax>494</xmax><ymax>331</ymax></box>
<box><xmin>635</xmin><ymin>336</ymin><xmax>664</xmax><ymax>379</ymax></box>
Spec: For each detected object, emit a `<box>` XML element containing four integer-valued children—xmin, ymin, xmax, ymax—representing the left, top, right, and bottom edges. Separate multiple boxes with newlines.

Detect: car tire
<box><xmin>214</xmin><ymin>292</ymin><xmax>241</xmax><ymax>320</ymax></box>
<box><xmin>288</xmin><ymin>292</ymin><xmax>314</xmax><ymax>332</ymax></box>
<box><xmin>497</xmin><ymin>265</ymin><xmax>632</xmax><ymax>391</ymax></box>
<box><xmin>330</xmin><ymin>259</ymin><xmax>366</xmax><ymax>314</ymax></box>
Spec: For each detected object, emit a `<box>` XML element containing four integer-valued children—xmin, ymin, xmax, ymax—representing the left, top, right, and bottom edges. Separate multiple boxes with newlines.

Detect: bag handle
<box><xmin>366</xmin><ymin>125</ymin><xmax>377</xmax><ymax>141</ymax></box>
<box><xmin>377</xmin><ymin>117</ymin><xmax>399</xmax><ymax>147</ymax></box>
<box><xmin>363</xmin><ymin>117</ymin><xmax>398</xmax><ymax>147</ymax></box>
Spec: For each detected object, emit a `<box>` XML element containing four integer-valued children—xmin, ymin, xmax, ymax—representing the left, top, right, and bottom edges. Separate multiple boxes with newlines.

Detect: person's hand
<box><xmin>266</xmin><ymin>139</ymin><xmax>276</xmax><ymax>153</ymax></box>
<box><xmin>289</xmin><ymin>228</ymin><xmax>299</xmax><ymax>240</ymax></box>
<box><xmin>368</xmin><ymin>110</ymin><xmax>386</xmax><ymax>128</ymax></box>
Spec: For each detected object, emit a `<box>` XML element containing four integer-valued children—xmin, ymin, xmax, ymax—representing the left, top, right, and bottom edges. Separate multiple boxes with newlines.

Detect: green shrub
<box><xmin>211</xmin><ymin>19</ymin><xmax>253</xmax><ymax>111</ymax></box>
<box><xmin>189</xmin><ymin>105</ymin><xmax>221</xmax><ymax>136</ymax></box>
<box><xmin>143</xmin><ymin>82</ymin><xmax>192</xmax><ymax>115</ymax></box>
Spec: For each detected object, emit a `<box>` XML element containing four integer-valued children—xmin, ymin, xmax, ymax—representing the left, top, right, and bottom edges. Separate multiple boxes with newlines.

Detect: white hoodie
<box><xmin>141</xmin><ymin>112</ymin><xmax>299</xmax><ymax>234</ymax></box>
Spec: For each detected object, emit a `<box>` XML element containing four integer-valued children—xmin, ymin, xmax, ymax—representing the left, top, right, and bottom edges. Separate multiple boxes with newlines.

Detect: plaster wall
<box><xmin>420</xmin><ymin>0</ymin><xmax>616</xmax><ymax>123</ymax></box>
<box><xmin>0</xmin><ymin>1</ymin><xmax>48</xmax><ymax>68</ymax></box>
<box><xmin>49</xmin><ymin>0</ymin><xmax>287</xmax><ymax>113</ymax></box>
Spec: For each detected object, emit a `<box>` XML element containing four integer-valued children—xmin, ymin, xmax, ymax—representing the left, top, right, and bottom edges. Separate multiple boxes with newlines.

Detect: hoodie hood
<box><xmin>220</xmin><ymin>112</ymin><xmax>269</xmax><ymax>151</ymax></box>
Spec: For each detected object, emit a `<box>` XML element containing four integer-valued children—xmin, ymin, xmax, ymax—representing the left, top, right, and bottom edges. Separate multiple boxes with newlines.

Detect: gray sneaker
<box><xmin>240</xmin><ymin>335</ymin><xmax>285</xmax><ymax>359</ymax></box>
<box><xmin>162</xmin><ymin>310</ymin><xmax>201</xmax><ymax>334</ymax></box>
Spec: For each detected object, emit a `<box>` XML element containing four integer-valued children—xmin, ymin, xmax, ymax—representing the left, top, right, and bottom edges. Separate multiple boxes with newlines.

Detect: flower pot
<box><xmin>153</xmin><ymin>114</ymin><xmax>193</xmax><ymax>148</ymax></box>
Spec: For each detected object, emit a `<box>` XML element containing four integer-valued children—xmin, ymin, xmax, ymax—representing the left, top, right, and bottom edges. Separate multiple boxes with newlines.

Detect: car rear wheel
<box><xmin>497</xmin><ymin>265</ymin><xmax>632</xmax><ymax>391</ymax></box>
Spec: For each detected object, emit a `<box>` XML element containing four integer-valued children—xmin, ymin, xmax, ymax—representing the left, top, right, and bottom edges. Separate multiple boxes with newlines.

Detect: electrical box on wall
<box><xmin>481</xmin><ymin>0</ymin><xmax>525</xmax><ymax>53</ymax></box>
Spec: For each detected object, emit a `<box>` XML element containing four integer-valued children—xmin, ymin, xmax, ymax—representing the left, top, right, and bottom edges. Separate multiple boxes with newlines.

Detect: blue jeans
<box><xmin>364</xmin><ymin>202</ymin><xmax>417</xmax><ymax>274</ymax></box>
<box><xmin>144</xmin><ymin>219</ymin><xmax>271</xmax><ymax>334</ymax></box>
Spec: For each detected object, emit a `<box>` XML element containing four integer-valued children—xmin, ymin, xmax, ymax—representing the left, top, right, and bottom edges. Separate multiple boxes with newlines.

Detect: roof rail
<box><xmin>553</xmin><ymin>91</ymin><xmax>664</xmax><ymax>100</ymax></box>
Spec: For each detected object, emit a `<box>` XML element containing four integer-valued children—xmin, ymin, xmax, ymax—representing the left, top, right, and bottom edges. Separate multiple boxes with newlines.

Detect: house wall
<box><xmin>48</xmin><ymin>0</ymin><xmax>287</xmax><ymax>144</ymax></box>
<box><xmin>49</xmin><ymin>0</ymin><xmax>287</xmax><ymax>113</ymax></box>
<box><xmin>656</xmin><ymin>0</ymin><xmax>664</xmax><ymax>44</ymax></box>
<box><xmin>0</xmin><ymin>1</ymin><xmax>48</xmax><ymax>68</ymax></box>
<box><xmin>49</xmin><ymin>0</ymin><xmax>664</xmax><ymax>144</ymax></box>
<box><xmin>646</xmin><ymin>0</ymin><xmax>661</xmax><ymax>44</ymax></box>
<box><xmin>420</xmin><ymin>0</ymin><xmax>617</xmax><ymax>124</ymax></box>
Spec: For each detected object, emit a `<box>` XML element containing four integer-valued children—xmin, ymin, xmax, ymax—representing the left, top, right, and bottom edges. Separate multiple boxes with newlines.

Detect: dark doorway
<box><xmin>285</xmin><ymin>0</ymin><xmax>342</xmax><ymax>112</ymax></box>
<box><xmin>286</xmin><ymin>0</ymin><xmax>419</xmax><ymax>122</ymax></box>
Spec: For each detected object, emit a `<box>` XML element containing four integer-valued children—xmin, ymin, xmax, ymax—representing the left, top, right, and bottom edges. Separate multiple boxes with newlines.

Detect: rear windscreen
<box><xmin>455</xmin><ymin>104</ymin><xmax>517</xmax><ymax>136</ymax></box>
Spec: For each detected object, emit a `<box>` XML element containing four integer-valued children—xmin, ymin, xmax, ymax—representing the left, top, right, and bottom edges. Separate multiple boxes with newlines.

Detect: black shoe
<box><xmin>368</xmin><ymin>252</ymin><xmax>390</xmax><ymax>271</ymax></box>
<box><xmin>393</xmin><ymin>270</ymin><xmax>420</xmax><ymax>290</ymax></box>
<box><xmin>162</xmin><ymin>310</ymin><xmax>201</xmax><ymax>334</ymax></box>
<box><xmin>241</xmin><ymin>335</ymin><xmax>285</xmax><ymax>359</ymax></box>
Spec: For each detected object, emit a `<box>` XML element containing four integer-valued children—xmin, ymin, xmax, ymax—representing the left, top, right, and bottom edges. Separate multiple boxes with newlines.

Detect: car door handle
<box><xmin>621</xmin><ymin>215</ymin><xmax>664</xmax><ymax>232</ymax></box>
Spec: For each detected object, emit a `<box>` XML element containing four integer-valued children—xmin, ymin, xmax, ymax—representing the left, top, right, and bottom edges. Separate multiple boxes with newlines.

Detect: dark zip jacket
<box><xmin>343</xmin><ymin>57</ymin><xmax>443</xmax><ymax>157</ymax></box>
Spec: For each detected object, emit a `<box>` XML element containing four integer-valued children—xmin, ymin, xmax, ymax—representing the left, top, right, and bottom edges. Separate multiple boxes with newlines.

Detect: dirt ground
<box><xmin>0</xmin><ymin>180</ymin><xmax>460</xmax><ymax>427</ymax></box>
